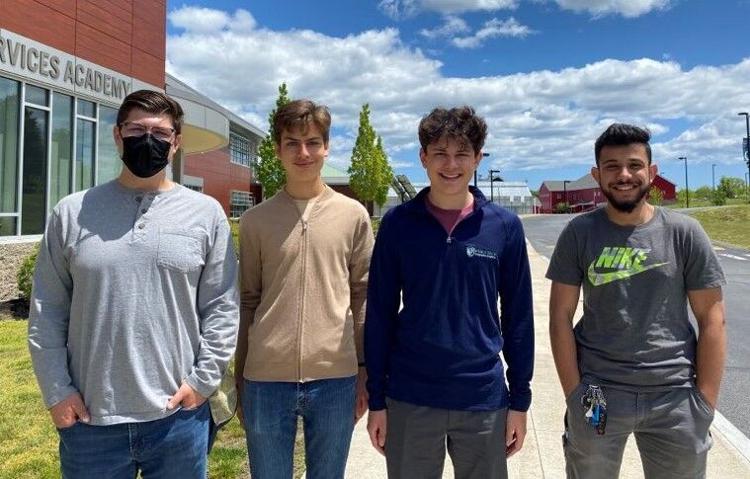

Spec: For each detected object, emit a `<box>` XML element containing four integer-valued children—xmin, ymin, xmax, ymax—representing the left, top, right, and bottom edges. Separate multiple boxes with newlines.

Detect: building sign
<box><xmin>0</xmin><ymin>29</ymin><xmax>151</xmax><ymax>104</ymax></box>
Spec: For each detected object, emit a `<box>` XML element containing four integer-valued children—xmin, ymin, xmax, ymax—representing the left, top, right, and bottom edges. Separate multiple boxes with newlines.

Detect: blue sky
<box><xmin>166</xmin><ymin>0</ymin><xmax>750</xmax><ymax>190</ymax></box>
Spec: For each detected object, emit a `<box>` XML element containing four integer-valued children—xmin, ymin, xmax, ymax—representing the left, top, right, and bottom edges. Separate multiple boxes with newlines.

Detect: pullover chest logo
<box><xmin>587</xmin><ymin>246</ymin><xmax>668</xmax><ymax>286</ymax></box>
<box><xmin>466</xmin><ymin>245</ymin><xmax>497</xmax><ymax>260</ymax></box>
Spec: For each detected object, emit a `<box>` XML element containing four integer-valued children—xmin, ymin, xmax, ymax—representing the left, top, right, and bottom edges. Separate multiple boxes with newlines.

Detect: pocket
<box><xmin>157</xmin><ymin>231</ymin><xmax>204</xmax><ymax>273</ymax></box>
<box><xmin>691</xmin><ymin>388</ymin><xmax>715</xmax><ymax>418</ymax></box>
<box><xmin>565</xmin><ymin>383</ymin><xmax>585</xmax><ymax>405</ymax></box>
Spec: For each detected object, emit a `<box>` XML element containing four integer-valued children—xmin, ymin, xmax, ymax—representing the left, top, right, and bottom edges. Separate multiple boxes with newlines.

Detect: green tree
<box><xmin>648</xmin><ymin>186</ymin><xmax>663</xmax><ymax>206</ymax></box>
<box><xmin>256</xmin><ymin>83</ymin><xmax>290</xmax><ymax>199</ymax></box>
<box><xmin>348</xmin><ymin>104</ymin><xmax>394</xmax><ymax>208</ymax></box>
<box><xmin>717</xmin><ymin>176</ymin><xmax>746</xmax><ymax>199</ymax></box>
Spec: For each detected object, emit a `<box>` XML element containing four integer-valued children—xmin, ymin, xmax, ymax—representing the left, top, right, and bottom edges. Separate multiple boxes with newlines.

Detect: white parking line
<box><xmin>719</xmin><ymin>254</ymin><xmax>748</xmax><ymax>261</ymax></box>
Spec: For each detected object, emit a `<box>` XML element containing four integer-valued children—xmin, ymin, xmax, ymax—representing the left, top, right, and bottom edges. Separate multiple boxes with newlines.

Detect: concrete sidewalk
<box><xmin>342</xmin><ymin>243</ymin><xmax>750</xmax><ymax>478</ymax></box>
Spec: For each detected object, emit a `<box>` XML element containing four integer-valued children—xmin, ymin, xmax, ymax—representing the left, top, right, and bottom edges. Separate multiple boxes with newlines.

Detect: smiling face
<box><xmin>420</xmin><ymin>135</ymin><xmax>481</xmax><ymax>207</ymax></box>
<box><xmin>275</xmin><ymin>124</ymin><xmax>329</xmax><ymax>184</ymax></box>
<box><xmin>592</xmin><ymin>143</ymin><xmax>657</xmax><ymax>213</ymax></box>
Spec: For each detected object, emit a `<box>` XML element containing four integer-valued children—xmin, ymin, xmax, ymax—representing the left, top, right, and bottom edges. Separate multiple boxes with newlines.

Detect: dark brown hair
<box><xmin>272</xmin><ymin>99</ymin><xmax>331</xmax><ymax>145</ymax></box>
<box><xmin>418</xmin><ymin>106</ymin><xmax>487</xmax><ymax>153</ymax></box>
<box><xmin>116</xmin><ymin>90</ymin><xmax>184</xmax><ymax>134</ymax></box>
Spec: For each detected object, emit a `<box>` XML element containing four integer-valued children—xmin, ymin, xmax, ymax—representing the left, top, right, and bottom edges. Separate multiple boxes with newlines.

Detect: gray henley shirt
<box><xmin>28</xmin><ymin>180</ymin><xmax>239</xmax><ymax>425</ymax></box>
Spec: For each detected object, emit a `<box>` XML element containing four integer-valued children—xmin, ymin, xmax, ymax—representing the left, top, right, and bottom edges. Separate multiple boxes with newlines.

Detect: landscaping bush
<box><xmin>16</xmin><ymin>243</ymin><xmax>39</xmax><ymax>303</ymax></box>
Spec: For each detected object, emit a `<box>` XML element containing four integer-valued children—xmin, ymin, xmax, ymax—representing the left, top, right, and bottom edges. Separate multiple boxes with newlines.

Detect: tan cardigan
<box><xmin>236</xmin><ymin>186</ymin><xmax>373</xmax><ymax>382</ymax></box>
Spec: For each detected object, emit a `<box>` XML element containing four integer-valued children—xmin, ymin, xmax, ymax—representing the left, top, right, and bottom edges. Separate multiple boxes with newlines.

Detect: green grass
<box><xmin>0</xmin><ymin>317</ymin><xmax>306</xmax><ymax>479</ymax></box>
<box><xmin>688</xmin><ymin>205</ymin><xmax>750</xmax><ymax>249</ymax></box>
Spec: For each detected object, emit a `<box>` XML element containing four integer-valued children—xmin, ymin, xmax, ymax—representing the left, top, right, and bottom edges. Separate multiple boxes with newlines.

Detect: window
<box><xmin>230</xmin><ymin>132</ymin><xmax>253</xmax><ymax>167</ymax></box>
<box><xmin>22</xmin><ymin>106</ymin><xmax>49</xmax><ymax>235</ymax></box>
<box><xmin>76</xmin><ymin>118</ymin><xmax>95</xmax><ymax>191</ymax></box>
<box><xmin>50</xmin><ymin>93</ymin><xmax>73</xmax><ymax>208</ymax></box>
<box><xmin>184</xmin><ymin>184</ymin><xmax>203</xmax><ymax>193</ymax></box>
<box><xmin>0</xmin><ymin>77</ymin><xmax>20</xmax><ymax>235</ymax></box>
<box><xmin>97</xmin><ymin>106</ymin><xmax>120</xmax><ymax>184</ymax></box>
<box><xmin>230</xmin><ymin>190</ymin><xmax>254</xmax><ymax>218</ymax></box>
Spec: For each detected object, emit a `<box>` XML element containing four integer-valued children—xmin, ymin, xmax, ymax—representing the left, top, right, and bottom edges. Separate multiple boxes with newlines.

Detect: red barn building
<box><xmin>538</xmin><ymin>173</ymin><xmax>676</xmax><ymax>213</ymax></box>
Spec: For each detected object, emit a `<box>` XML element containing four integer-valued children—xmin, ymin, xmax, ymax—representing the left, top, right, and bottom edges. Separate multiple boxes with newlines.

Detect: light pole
<box><xmin>489</xmin><ymin>169</ymin><xmax>501</xmax><ymax>203</ymax></box>
<box><xmin>563</xmin><ymin>180</ymin><xmax>571</xmax><ymax>213</ymax></box>
<box><xmin>678</xmin><ymin>156</ymin><xmax>689</xmax><ymax>208</ymax></box>
<box><xmin>712</xmin><ymin>163</ymin><xmax>716</xmax><ymax>191</ymax></box>
<box><xmin>738</xmin><ymin>112</ymin><xmax>750</xmax><ymax>200</ymax></box>
<box><xmin>475</xmin><ymin>152</ymin><xmax>490</xmax><ymax>187</ymax></box>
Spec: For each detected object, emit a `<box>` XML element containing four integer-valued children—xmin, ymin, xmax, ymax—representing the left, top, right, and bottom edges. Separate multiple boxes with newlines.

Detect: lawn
<box><xmin>0</xmin><ymin>317</ymin><xmax>305</xmax><ymax>479</ymax></box>
<box><xmin>688</xmin><ymin>205</ymin><xmax>750</xmax><ymax>250</ymax></box>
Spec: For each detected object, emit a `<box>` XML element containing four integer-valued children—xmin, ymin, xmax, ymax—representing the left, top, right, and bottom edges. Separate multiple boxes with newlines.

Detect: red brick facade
<box><xmin>184</xmin><ymin>148</ymin><xmax>259</xmax><ymax>214</ymax></box>
<box><xmin>1</xmin><ymin>0</ymin><xmax>166</xmax><ymax>87</ymax></box>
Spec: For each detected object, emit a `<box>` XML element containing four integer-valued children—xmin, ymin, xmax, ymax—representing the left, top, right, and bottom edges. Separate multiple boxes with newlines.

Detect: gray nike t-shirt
<box><xmin>546</xmin><ymin>207</ymin><xmax>725</xmax><ymax>390</ymax></box>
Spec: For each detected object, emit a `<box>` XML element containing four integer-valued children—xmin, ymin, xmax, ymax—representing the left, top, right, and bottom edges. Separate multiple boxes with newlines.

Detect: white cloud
<box><xmin>420</xmin><ymin>15</ymin><xmax>470</xmax><ymax>39</ymax></box>
<box><xmin>379</xmin><ymin>0</ymin><xmax>517</xmax><ymax>19</ymax></box>
<box><xmin>168</xmin><ymin>7</ymin><xmax>257</xmax><ymax>33</ymax></box>
<box><xmin>167</xmin><ymin>5</ymin><xmax>750</xmax><ymax>175</ymax></box>
<box><xmin>452</xmin><ymin>17</ymin><xmax>534</xmax><ymax>48</ymax></box>
<box><xmin>553</xmin><ymin>0</ymin><xmax>672</xmax><ymax>18</ymax></box>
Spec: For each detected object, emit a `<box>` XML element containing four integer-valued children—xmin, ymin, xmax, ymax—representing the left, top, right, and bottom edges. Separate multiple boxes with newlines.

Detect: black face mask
<box><xmin>121</xmin><ymin>133</ymin><xmax>172</xmax><ymax>178</ymax></box>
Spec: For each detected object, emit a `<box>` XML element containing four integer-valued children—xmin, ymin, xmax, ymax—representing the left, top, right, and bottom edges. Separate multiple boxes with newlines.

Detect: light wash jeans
<box><xmin>57</xmin><ymin>402</ymin><xmax>210</xmax><ymax>479</ymax></box>
<box><xmin>241</xmin><ymin>376</ymin><xmax>356</xmax><ymax>479</ymax></box>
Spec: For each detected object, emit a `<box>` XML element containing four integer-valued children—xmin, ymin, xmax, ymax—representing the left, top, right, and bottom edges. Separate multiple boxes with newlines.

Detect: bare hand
<box><xmin>167</xmin><ymin>382</ymin><xmax>206</xmax><ymax>410</ymax></box>
<box><xmin>505</xmin><ymin>410</ymin><xmax>527</xmax><ymax>458</ymax></box>
<box><xmin>367</xmin><ymin>409</ymin><xmax>387</xmax><ymax>455</ymax></box>
<box><xmin>49</xmin><ymin>392</ymin><xmax>90</xmax><ymax>428</ymax></box>
<box><xmin>355</xmin><ymin>368</ymin><xmax>369</xmax><ymax>423</ymax></box>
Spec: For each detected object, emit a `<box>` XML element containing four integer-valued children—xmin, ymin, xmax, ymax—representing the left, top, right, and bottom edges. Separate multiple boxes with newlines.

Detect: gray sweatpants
<box><xmin>385</xmin><ymin>398</ymin><xmax>508</xmax><ymax>479</ymax></box>
<box><xmin>563</xmin><ymin>384</ymin><xmax>714</xmax><ymax>479</ymax></box>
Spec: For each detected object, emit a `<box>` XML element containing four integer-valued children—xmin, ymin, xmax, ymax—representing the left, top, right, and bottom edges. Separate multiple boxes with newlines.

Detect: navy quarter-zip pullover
<box><xmin>365</xmin><ymin>187</ymin><xmax>534</xmax><ymax>412</ymax></box>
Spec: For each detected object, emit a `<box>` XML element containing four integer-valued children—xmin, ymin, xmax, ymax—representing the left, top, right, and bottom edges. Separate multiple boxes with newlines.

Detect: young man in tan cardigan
<box><xmin>236</xmin><ymin>99</ymin><xmax>373</xmax><ymax>479</ymax></box>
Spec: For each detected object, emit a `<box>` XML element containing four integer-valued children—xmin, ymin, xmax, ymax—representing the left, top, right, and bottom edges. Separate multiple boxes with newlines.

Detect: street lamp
<box><xmin>563</xmin><ymin>180</ymin><xmax>571</xmax><ymax>213</ymax></box>
<box><xmin>475</xmin><ymin>152</ymin><xmax>491</xmax><ymax>187</ymax></box>
<box><xmin>738</xmin><ymin>112</ymin><xmax>750</xmax><ymax>199</ymax></box>
<box><xmin>712</xmin><ymin>163</ymin><xmax>716</xmax><ymax>191</ymax></box>
<box><xmin>489</xmin><ymin>169</ymin><xmax>501</xmax><ymax>203</ymax></box>
<box><xmin>678</xmin><ymin>156</ymin><xmax>689</xmax><ymax>208</ymax></box>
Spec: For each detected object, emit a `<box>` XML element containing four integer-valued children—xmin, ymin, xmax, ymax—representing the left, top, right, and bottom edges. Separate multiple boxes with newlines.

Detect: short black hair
<box><xmin>418</xmin><ymin>106</ymin><xmax>487</xmax><ymax>153</ymax></box>
<box><xmin>117</xmin><ymin>90</ymin><xmax>184</xmax><ymax>134</ymax></box>
<box><xmin>594</xmin><ymin>123</ymin><xmax>652</xmax><ymax>165</ymax></box>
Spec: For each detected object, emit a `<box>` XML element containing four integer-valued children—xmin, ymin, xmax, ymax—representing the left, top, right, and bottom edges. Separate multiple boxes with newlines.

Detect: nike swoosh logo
<box><xmin>587</xmin><ymin>262</ymin><xmax>668</xmax><ymax>286</ymax></box>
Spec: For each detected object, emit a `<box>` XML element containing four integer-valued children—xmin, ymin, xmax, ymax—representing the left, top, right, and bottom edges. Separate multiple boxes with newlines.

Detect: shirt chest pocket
<box><xmin>157</xmin><ymin>231</ymin><xmax>205</xmax><ymax>273</ymax></box>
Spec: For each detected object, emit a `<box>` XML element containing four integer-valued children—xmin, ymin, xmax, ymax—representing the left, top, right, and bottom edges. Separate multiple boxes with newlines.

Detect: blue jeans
<box><xmin>57</xmin><ymin>402</ymin><xmax>210</xmax><ymax>479</ymax></box>
<box><xmin>241</xmin><ymin>376</ymin><xmax>356</xmax><ymax>479</ymax></box>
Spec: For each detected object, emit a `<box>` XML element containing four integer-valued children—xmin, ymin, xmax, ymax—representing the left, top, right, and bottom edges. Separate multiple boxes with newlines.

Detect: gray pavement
<box><xmin>341</xmin><ymin>243</ymin><xmax>750</xmax><ymax>478</ymax></box>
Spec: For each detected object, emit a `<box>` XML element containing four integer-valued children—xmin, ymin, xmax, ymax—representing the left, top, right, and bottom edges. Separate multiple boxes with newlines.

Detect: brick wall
<box><xmin>0</xmin><ymin>0</ymin><xmax>166</xmax><ymax>87</ymax></box>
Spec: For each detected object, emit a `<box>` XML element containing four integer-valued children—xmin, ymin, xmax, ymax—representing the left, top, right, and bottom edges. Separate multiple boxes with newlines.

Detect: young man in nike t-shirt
<box><xmin>547</xmin><ymin>123</ymin><xmax>726</xmax><ymax>478</ymax></box>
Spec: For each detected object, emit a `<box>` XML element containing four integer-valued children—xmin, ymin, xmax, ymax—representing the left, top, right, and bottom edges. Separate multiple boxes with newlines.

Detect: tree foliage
<box><xmin>717</xmin><ymin>176</ymin><xmax>746</xmax><ymax>199</ymax></box>
<box><xmin>255</xmin><ymin>83</ymin><xmax>290</xmax><ymax>199</ymax></box>
<box><xmin>348</xmin><ymin>104</ymin><xmax>394</xmax><ymax>208</ymax></box>
<box><xmin>648</xmin><ymin>186</ymin><xmax>663</xmax><ymax>206</ymax></box>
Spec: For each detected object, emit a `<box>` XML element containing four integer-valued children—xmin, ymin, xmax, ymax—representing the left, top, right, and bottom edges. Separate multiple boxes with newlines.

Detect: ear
<box><xmin>649</xmin><ymin>163</ymin><xmax>658</xmax><ymax>183</ymax></box>
<box><xmin>591</xmin><ymin>166</ymin><xmax>601</xmax><ymax>185</ymax></box>
<box><xmin>113</xmin><ymin>125</ymin><xmax>123</xmax><ymax>154</ymax></box>
<box><xmin>419</xmin><ymin>148</ymin><xmax>428</xmax><ymax>168</ymax></box>
<box><xmin>172</xmin><ymin>133</ymin><xmax>183</xmax><ymax>154</ymax></box>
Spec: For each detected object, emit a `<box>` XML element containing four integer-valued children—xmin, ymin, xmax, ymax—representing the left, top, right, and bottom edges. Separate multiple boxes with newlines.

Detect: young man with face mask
<box><xmin>547</xmin><ymin>123</ymin><xmax>726</xmax><ymax>478</ymax></box>
<box><xmin>235</xmin><ymin>99</ymin><xmax>373</xmax><ymax>479</ymax></box>
<box><xmin>365</xmin><ymin>106</ymin><xmax>534</xmax><ymax>479</ymax></box>
<box><xmin>28</xmin><ymin>90</ymin><xmax>239</xmax><ymax>478</ymax></box>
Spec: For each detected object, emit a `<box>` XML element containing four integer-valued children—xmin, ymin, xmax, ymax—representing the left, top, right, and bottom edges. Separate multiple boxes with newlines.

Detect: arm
<box><xmin>365</xmin><ymin>215</ymin><xmax>401</xmax><ymax>453</ymax></box>
<box><xmin>498</xmin><ymin>217</ymin><xmax>534</xmax><ymax>413</ymax></box>
<box><xmin>689</xmin><ymin>287</ymin><xmax>726</xmax><ymax>409</ymax></box>
<box><xmin>27</xmin><ymin>210</ymin><xmax>89</xmax><ymax>425</ymax></box>
<box><xmin>497</xmin><ymin>217</ymin><xmax>534</xmax><ymax>455</ymax></box>
<box><xmin>350</xmin><ymin>210</ymin><xmax>374</xmax><ymax>421</ymax></box>
<box><xmin>181</xmin><ymin>213</ymin><xmax>239</xmax><ymax>403</ymax></box>
<box><xmin>549</xmin><ymin>281</ymin><xmax>582</xmax><ymax>398</ymax></box>
<box><xmin>235</xmin><ymin>213</ymin><xmax>262</xmax><ymax>390</ymax></box>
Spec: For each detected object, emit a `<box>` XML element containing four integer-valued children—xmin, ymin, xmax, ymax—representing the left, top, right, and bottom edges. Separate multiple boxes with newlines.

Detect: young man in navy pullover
<box><xmin>365</xmin><ymin>106</ymin><xmax>534</xmax><ymax>478</ymax></box>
